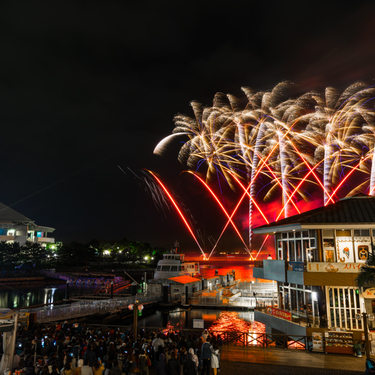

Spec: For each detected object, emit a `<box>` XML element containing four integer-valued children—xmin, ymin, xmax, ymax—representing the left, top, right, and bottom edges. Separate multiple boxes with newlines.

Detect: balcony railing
<box><xmin>35</xmin><ymin>237</ymin><xmax>55</xmax><ymax>243</ymax></box>
<box><xmin>0</xmin><ymin>235</ymin><xmax>15</xmax><ymax>241</ymax></box>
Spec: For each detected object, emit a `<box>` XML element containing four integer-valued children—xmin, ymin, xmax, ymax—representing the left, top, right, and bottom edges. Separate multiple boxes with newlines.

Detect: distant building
<box><xmin>0</xmin><ymin>202</ymin><xmax>55</xmax><ymax>246</ymax></box>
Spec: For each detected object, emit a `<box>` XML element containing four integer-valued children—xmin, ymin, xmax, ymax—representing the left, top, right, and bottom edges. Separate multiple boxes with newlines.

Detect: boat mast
<box><xmin>173</xmin><ymin>240</ymin><xmax>179</xmax><ymax>254</ymax></box>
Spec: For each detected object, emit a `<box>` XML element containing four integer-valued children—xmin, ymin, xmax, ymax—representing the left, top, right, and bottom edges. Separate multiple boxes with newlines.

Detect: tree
<box><xmin>356</xmin><ymin>251</ymin><xmax>375</xmax><ymax>288</ymax></box>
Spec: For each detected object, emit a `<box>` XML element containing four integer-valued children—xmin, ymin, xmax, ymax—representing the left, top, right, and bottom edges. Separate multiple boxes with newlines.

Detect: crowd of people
<box><xmin>10</xmin><ymin>322</ymin><xmax>221</xmax><ymax>375</ymax></box>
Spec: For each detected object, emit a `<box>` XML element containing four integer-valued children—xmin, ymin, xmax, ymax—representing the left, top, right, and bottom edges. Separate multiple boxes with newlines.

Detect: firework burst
<box><xmin>152</xmin><ymin>82</ymin><xmax>375</xmax><ymax>257</ymax></box>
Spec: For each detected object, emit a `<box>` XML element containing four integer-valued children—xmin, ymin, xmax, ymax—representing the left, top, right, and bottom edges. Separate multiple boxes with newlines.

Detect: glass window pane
<box><xmin>289</xmin><ymin>240</ymin><xmax>295</xmax><ymax>261</ymax></box>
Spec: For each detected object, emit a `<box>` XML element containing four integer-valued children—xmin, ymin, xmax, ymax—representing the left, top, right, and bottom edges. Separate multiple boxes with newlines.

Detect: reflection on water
<box><xmin>138</xmin><ymin>308</ymin><xmax>255</xmax><ymax>330</ymax></box>
<box><xmin>0</xmin><ymin>284</ymin><xmax>96</xmax><ymax>309</ymax></box>
<box><xmin>0</xmin><ymin>264</ymin><xmax>254</xmax><ymax>310</ymax></box>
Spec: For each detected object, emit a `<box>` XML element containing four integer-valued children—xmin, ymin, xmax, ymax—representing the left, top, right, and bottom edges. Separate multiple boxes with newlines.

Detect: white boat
<box><xmin>154</xmin><ymin>242</ymin><xmax>200</xmax><ymax>280</ymax></box>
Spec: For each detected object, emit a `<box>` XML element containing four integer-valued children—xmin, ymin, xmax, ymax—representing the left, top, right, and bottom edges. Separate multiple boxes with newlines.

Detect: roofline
<box><xmin>253</xmin><ymin>223</ymin><xmax>375</xmax><ymax>235</ymax></box>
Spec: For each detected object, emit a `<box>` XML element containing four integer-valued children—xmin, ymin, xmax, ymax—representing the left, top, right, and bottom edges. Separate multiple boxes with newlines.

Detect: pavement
<box><xmin>149</xmin><ymin>345</ymin><xmax>366</xmax><ymax>375</ymax></box>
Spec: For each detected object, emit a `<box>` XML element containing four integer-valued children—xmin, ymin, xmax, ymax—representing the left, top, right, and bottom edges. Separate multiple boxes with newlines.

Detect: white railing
<box><xmin>20</xmin><ymin>295</ymin><xmax>161</xmax><ymax>323</ymax></box>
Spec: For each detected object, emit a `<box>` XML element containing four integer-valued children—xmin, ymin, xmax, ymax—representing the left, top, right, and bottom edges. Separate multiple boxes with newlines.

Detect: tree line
<box><xmin>0</xmin><ymin>238</ymin><xmax>167</xmax><ymax>270</ymax></box>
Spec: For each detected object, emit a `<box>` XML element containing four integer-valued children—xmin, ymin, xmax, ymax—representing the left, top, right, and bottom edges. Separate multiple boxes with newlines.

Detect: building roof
<box><xmin>253</xmin><ymin>195</ymin><xmax>375</xmax><ymax>234</ymax></box>
<box><xmin>168</xmin><ymin>276</ymin><xmax>201</xmax><ymax>284</ymax></box>
<box><xmin>0</xmin><ymin>202</ymin><xmax>33</xmax><ymax>223</ymax></box>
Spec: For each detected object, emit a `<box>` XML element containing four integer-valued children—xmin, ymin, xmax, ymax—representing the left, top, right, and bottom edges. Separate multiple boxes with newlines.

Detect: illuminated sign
<box><xmin>306</xmin><ymin>262</ymin><xmax>361</xmax><ymax>273</ymax></box>
<box><xmin>266</xmin><ymin>307</ymin><xmax>292</xmax><ymax>321</ymax></box>
<box><xmin>193</xmin><ymin>319</ymin><xmax>204</xmax><ymax>329</ymax></box>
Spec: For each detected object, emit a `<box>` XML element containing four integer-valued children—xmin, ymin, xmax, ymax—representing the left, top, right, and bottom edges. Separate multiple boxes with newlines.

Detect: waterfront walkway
<box><xmin>149</xmin><ymin>346</ymin><xmax>365</xmax><ymax>375</ymax></box>
<box><xmin>218</xmin><ymin>345</ymin><xmax>365</xmax><ymax>374</ymax></box>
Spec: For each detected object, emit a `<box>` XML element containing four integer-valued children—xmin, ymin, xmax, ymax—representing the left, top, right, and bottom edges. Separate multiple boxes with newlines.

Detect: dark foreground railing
<box><xmin>89</xmin><ymin>324</ymin><xmax>312</xmax><ymax>351</ymax></box>
<box><xmin>200</xmin><ymin>330</ymin><xmax>311</xmax><ymax>350</ymax></box>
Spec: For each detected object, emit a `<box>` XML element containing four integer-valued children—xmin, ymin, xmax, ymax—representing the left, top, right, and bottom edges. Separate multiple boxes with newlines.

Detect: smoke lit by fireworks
<box><xmin>151</xmin><ymin>82</ymin><xmax>375</xmax><ymax>257</ymax></box>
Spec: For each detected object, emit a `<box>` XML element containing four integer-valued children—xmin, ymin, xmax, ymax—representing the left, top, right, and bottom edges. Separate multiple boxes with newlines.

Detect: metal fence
<box><xmin>20</xmin><ymin>295</ymin><xmax>161</xmax><ymax>323</ymax></box>
<box><xmin>172</xmin><ymin>329</ymin><xmax>311</xmax><ymax>350</ymax></box>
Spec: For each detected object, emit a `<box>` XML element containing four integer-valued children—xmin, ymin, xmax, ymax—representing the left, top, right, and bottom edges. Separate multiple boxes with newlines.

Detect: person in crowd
<box><xmin>155</xmin><ymin>353</ymin><xmax>167</xmax><ymax>375</ymax></box>
<box><xmin>74</xmin><ymin>359</ymin><xmax>84</xmax><ymax>375</ymax></box>
<box><xmin>210</xmin><ymin>344</ymin><xmax>220</xmax><ymax>375</ymax></box>
<box><xmin>178</xmin><ymin>347</ymin><xmax>188</xmax><ymax>375</ymax></box>
<box><xmin>166</xmin><ymin>351</ymin><xmax>179</xmax><ymax>375</ymax></box>
<box><xmin>126</xmin><ymin>352</ymin><xmax>137</xmax><ymax>375</ymax></box>
<box><xmin>61</xmin><ymin>362</ymin><xmax>73</xmax><ymax>375</ymax></box>
<box><xmin>188</xmin><ymin>348</ymin><xmax>198</xmax><ymax>372</ymax></box>
<box><xmin>201</xmin><ymin>331</ymin><xmax>208</xmax><ymax>341</ymax></box>
<box><xmin>109</xmin><ymin>359</ymin><xmax>122</xmax><ymax>375</ymax></box>
<box><xmin>50</xmin><ymin>364</ymin><xmax>60</xmax><ymax>375</ymax></box>
<box><xmin>80</xmin><ymin>359</ymin><xmax>93</xmax><ymax>375</ymax></box>
<box><xmin>138</xmin><ymin>349</ymin><xmax>150</xmax><ymax>375</ymax></box>
<box><xmin>40</xmin><ymin>365</ymin><xmax>50</xmax><ymax>375</ymax></box>
<box><xmin>103</xmin><ymin>362</ymin><xmax>112</xmax><ymax>375</ymax></box>
<box><xmin>92</xmin><ymin>360</ymin><xmax>104</xmax><ymax>375</ymax></box>
<box><xmin>185</xmin><ymin>350</ymin><xmax>197</xmax><ymax>375</ymax></box>
<box><xmin>200</xmin><ymin>337</ymin><xmax>213</xmax><ymax>375</ymax></box>
<box><xmin>152</xmin><ymin>335</ymin><xmax>164</xmax><ymax>353</ymax></box>
<box><xmin>84</xmin><ymin>345</ymin><xmax>96</xmax><ymax>367</ymax></box>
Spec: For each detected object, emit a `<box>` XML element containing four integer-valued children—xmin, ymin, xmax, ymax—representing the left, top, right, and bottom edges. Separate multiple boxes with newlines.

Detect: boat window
<box><xmin>156</xmin><ymin>266</ymin><xmax>161</xmax><ymax>271</ymax></box>
<box><xmin>171</xmin><ymin>266</ymin><xmax>177</xmax><ymax>271</ymax></box>
<box><xmin>179</xmin><ymin>266</ymin><xmax>182</xmax><ymax>271</ymax></box>
<box><xmin>176</xmin><ymin>255</ymin><xmax>180</xmax><ymax>260</ymax></box>
<box><xmin>161</xmin><ymin>266</ymin><xmax>170</xmax><ymax>271</ymax></box>
<box><xmin>182</xmin><ymin>266</ymin><xmax>185</xmax><ymax>270</ymax></box>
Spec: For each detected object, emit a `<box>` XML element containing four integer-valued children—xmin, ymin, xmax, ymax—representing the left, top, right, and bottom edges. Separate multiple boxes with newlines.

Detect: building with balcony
<box><xmin>252</xmin><ymin>195</ymin><xmax>375</xmax><ymax>351</ymax></box>
<box><xmin>0</xmin><ymin>202</ymin><xmax>55</xmax><ymax>246</ymax></box>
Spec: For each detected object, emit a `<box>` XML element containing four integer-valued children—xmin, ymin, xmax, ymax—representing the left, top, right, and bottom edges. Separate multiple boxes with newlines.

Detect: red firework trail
<box><xmin>145</xmin><ymin>170</ymin><xmax>205</xmax><ymax>256</ymax></box>
<box><xmin>325</xmin><ymin>154</ymin><xmax>372</xmax><ymax>205</ymax></box>
<box><xmin>288</xmin><ymin>139</ymin><xmax>334</xmax><ymax>205</ymax></box>
<box><xmin>257</xmin><ymin>152</ymin><xmax>301</xmax><ymax>215</ymax></box>
<box><xmin>275</xmin><ymin>158</ymin><xmax>325</xmax><ymax>221</ymax></box>
<box><xmin>185</xmin><ymin>171</ymin><xmax>248</xmax><ymax>249</ymax></box>
<box><xmin>229</xmin><ymin>173</ymin><xmax>270</xmax><ymax>224</ymax></box>
<box><xmin>207</xmin><ymin>183</ymin><xmax>251</xmax><ymax>259</ymax></box>
<box><xmin>253</xmin><ymin>234</ymin><xmax>270</xmax><ymax>260</ymax></box>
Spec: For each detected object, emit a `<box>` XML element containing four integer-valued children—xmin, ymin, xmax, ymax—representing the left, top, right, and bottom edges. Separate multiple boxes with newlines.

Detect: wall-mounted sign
<box><xmin>288</xmin><ymin>262</ymin><xmax>304</xmax><ymax>272</ymax></box>
<box><xmin>354</xmin><ymin>237</ymin><xmax>371</xmax><ymax>263</ymax></box>
<box><xmin>307</xmin><ymin>262</ymin><xmax>361</xmax><ymax>273</ymax></box>
<box><xmin>193</xmin><ymin>319</ymin><xmax>204</xmax><ymax>329</ymax></box>
<box><xmin>266</xmin><ymin>307</ymin><xmax>292</xmax><ymax>321</ymax></box>
<box><xmin>362</xmin><ymin>288</ymin><xmax>375</xmax><ymax>299</ymax></box>
<box><xmin>336</xmin><ymin>237</ymin><xmax>354</xmax><ymax>263</ymax></box>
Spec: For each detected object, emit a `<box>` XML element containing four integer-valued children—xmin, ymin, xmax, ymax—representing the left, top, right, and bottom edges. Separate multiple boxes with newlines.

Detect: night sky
<box><xmin>1</xmin><ymin>1</ymin><xmax>375</xmax><ymax>252</ymax></box>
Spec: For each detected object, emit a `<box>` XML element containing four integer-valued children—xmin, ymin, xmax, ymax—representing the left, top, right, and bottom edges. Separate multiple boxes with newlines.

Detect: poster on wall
<box><xmin>336</xmin><ymin>237</ymin><xmax>354</xmax><ymax>263</ymax></box>
<box><xmin>323</xmin><ymin>238</ymin><xmax>335</xmax><ymax>262</ymax></box>
<box><xmin>354</xmin><ymin>237</ymin><xmax>371</xmax><ymax>263</ymax></box>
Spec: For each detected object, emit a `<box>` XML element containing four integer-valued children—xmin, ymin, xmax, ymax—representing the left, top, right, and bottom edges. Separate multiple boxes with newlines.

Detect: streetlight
<box><xmin>128</xmin><ymin>301</ymin><xmax>144</xmax><ymax>341</ymax></box>
<box><xmin>355</xmin><ymin>312</ymin><xmax>374</xmax><ymax>360</ymax></box>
